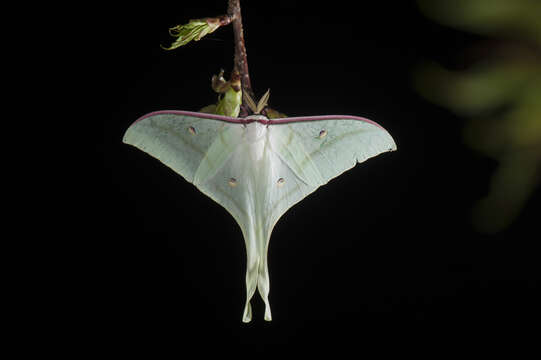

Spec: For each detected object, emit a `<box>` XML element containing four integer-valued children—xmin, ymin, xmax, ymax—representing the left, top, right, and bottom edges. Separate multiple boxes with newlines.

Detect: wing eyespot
<box><xmin>318</xmin><ymin>130</ymin><xmax>327</xmax><ymax>139</ymax></box>
<box><xmin>228</xmin><ymin>178</ymin><xmax>238</xmax><ymax>187</ymax></box>
<box><xmin>188</xmin><ymin>126</ymin><xmax>196</xmax><ymax>135</ymax></box>
<box><xmin>277</xmin><ymin>178</ymin><xmax>285</xmax><ymax>187</ymax></box>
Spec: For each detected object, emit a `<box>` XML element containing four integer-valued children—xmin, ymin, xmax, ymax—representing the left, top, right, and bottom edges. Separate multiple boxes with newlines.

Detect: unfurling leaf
<box><xmin>161</xmin><ymin>18</ymin><xmax>222</xmax><ymax>50</ymax></box>
<box><xmin>214</xmin><ymin>70</ymin><xmax>242</xmax><ymax>117</ymax></box>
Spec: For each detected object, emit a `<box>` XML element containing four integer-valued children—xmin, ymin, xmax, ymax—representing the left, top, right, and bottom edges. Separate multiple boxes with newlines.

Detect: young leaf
<box><xmin>162</xmin><ymin>18</ymin><xmax>223</xmax><ymax>50</ymax></box>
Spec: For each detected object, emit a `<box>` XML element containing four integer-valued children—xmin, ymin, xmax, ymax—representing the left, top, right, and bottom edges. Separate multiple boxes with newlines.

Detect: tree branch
<box><xmin>228</xmin><ymin>0</ymin><xmax>253</xmax><ymax>116</ymax></box>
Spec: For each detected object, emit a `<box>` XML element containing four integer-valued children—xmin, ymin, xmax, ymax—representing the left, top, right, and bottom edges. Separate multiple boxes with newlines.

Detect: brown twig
<box><xmin>227</xmin><ymin>0</ymin><xmax>254</xmax><ymax>116</ymax></box>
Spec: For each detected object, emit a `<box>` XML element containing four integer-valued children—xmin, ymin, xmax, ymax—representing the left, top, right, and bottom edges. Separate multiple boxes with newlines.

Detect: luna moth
<box><xmin>123</xmin><ymin>0</ymin><xmax>396</xmax><ymax>322</ymax></box>
<box><xmin>123</xmin><ymin>106</ymin><xmax>396</xmax><ymax>322</ymax></box>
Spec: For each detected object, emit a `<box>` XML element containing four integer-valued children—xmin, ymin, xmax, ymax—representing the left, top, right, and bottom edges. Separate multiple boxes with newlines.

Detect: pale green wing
<box><xmin>123</xmin><ymin>111</ymin><xmax>260</xmax><ymax>237</ymax></box>
<box><xmin>269</xmin><ymin>116</ymin><xmax>396</xmax><ymax>184</ymax></box>
<box><xmin>123</xmin><ymin>111</ymin><xmax>242</xmax><ymax>184</ymax></box>
<box><xmin>266</xmin><ymin>116</ymin><xmax>396</xmax><ymax>228</ymax></box>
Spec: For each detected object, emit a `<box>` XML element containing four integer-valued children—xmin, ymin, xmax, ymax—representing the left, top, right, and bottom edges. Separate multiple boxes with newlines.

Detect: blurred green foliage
<box><xmin>415</xmin><ymin>0</ymin><xmax>541</xmax><ymax>233</ymax></box>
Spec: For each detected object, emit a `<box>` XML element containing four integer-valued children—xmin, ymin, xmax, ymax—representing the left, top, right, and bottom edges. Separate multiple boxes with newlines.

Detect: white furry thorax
<box><xmin>244</xmin><ymin>115</ymin><xmax>268</xmax><ymax>143</ymax></box>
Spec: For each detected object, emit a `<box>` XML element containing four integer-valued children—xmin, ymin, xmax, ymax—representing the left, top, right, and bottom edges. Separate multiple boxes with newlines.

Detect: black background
<box><xmin>96</xmin><ymin>1</ymin><xmax>539</xmax><ymax>355</ymax></box>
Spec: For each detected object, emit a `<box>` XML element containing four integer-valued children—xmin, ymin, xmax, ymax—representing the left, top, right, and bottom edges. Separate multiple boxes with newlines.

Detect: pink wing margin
<box><xmin>130</xmin><ymin>110</ymin><xmax>389</xmax><ymax>131</ymax></box>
